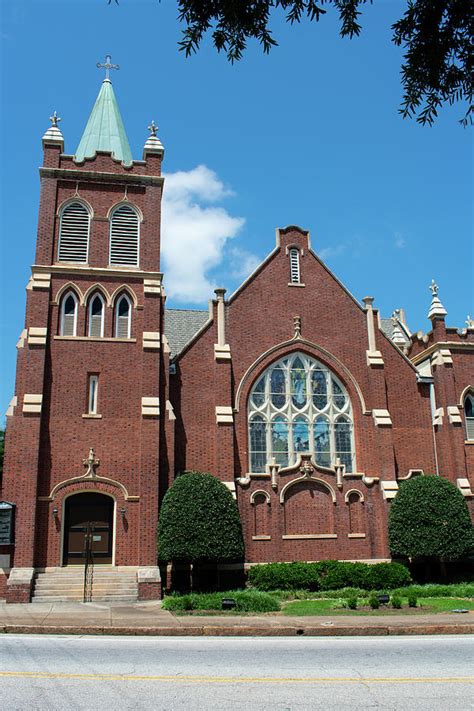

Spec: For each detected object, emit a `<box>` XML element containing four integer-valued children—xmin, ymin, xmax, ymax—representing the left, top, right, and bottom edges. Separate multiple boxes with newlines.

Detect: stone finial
<box><xmin>143</xmin><ymin>120</ymin><xmax>164</xmax><ymax>160</ymax></box>
<box><xmin>42</xmin><ymin>110</ymin><xmax>64</xmax><ymax>148</ymax></box>
<box><xmin>466</xmin><ymin>315</ymin><xmax>474</xmax><ymax>329</ymax></box>
<box><xmin>428</xmin><ymin>280</ymin><xmax>447</xmax><ymax>321</ymax></box>
<box><xmin>391</xmin><ymin>310</ymin><xmax>406</xmax><ymax>346</ymax></box>
<box><xmin>82</xmin><ymin>448</ymin><xmax>100</xmax><ymax>477</ymax></box>
<box><xmin>293</xmin><ymin>315</ymin><xmax>302</xmax><ymax>339</ymax></box>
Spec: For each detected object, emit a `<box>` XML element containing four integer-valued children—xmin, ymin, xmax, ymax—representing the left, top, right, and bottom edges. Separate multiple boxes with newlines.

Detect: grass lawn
<box><xmin>282</xmin><ymin>597</ymin><xmax>474</xmax><ymax>616</ymax></box>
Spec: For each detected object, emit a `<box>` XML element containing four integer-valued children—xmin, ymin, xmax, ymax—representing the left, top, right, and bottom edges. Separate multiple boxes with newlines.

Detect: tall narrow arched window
<box><xmin>58</xmin><ymin>202</ymin><xmax>90</xmax><ymax>263</ymax></box>
<box><xmin>115</xmin><ymin>294</ymin><xmax>131</xmax><ymax>338</ymax></box>
<box><xmin>60</xmin><ymin>291</ymin><xmax>78</xmax><ymax>336</ymax></box>
<box><xmin>88</xmin><ymin>294</ymin><xmax>105</xmax><ymax>338</ymax></box>
<box><xmin>109</xmin><ymin>204</ymin><xmax>139</xmax><ymax>267</ymax></box>
<box><xmin>248</xmin><ymin>352</ymin><xmax>355</xmax><ymax>473</ymax></box>
<box><xmin>464</xmin><ymin>393</ymin><xmax>474</xmax><ymax>440</ymax></box>
<box><xmin>289</xmin><ymin>248</ymin><xmax>300</xmax><ymax>283</ymax></box>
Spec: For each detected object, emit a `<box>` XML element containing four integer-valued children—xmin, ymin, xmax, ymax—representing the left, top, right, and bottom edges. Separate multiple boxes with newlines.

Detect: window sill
<box><xmin>252</xmin><ymin>535</ymin><xmax>271</xmax><ymax>541</ymax></box>
<box><xmin>464</xmin><ymin>440</ymin><xmax>474</xmax><ymax>445</ymax></box>
<box><xmin>282</xmin><ymin>534</ymin><xmax>337</xmax><ymax>540</ymax></box>
<box><xmin>287</xmin><ymin>282</ymin><xmax>305</xmax><ymax>287</ymax></box>
<box><xmin>348</xmin><ymin>533</ymin><xmax>366</xmax><ymax>539</ymax></box>
<box><xmin>82</xmin><ymin>414</ymin><xmax>102</xmax><ymax>419</ymax></box>
<box><xmin>54</xmin><ymin>336</ymin><xmax>136</xmax><ymax>343</ymax></box>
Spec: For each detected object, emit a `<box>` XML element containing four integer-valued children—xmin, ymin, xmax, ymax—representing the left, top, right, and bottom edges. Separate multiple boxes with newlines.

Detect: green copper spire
<box><xmin>75</xmin><ymin>72</ymin><xmax>133</xmax><ymax>166</ymax></box>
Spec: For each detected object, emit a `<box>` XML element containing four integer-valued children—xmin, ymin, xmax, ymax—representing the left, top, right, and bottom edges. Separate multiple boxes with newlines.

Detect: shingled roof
<box><xmin>165</xmin><ymin>308</ymin><xmax>210</xmax><ymax>359</ymax></box>
<box><xmin>380</xmin><ymin>318</ymin><xmax>411</xmax><ymax>345</ymax></box>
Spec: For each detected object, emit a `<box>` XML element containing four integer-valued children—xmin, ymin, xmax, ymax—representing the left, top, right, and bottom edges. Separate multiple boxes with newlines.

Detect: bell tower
<box><xmin>2</xmin><ymin>58</ymin><xmax>169</xmax><ymax>602</ymax></box>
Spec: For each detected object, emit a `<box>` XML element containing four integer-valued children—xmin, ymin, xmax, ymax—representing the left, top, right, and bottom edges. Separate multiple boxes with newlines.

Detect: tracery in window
<box><xmin>114</xmin><ymin>293</ymin><xmax>132</xmax><ymax>338</ymax></box>
<box><xmin>248</xmin><ymin>353</ymin><xmax>355</xmax><ymax>473</ymax></box>
<box><xmin>60</xmin><ymin>291</ymin><xmax>78</xmax><ymax>336</ymax></box>
<box><xmin>88</xmin><ymin>293</ymin><xmax>105</xmax><ymax>338</ymax></box>
<box><xmin>464</xmin><ymin>393</ymin><xmax>474</xmax><ymax>440</ymax></box>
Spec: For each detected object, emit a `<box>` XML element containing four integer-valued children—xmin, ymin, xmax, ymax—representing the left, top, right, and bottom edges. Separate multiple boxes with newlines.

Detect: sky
<box><xmin>0</xmin><ymin>0</ymin><xmax>472</xmax><ymax>418</ymax></box>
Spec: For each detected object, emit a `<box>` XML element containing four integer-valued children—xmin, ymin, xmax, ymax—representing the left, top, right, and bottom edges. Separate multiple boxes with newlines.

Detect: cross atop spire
<box><xmin>429</xmin><ymin>279</ymin><xmax>439</xmax><ymax>297</ymax></box>
<box><xmin>148</xmin><ymin>120</ymin><xmax>158</xmax><ymax>137</ymax></box>
<box><xmin>96</xmin><ymin>54</ymin><xmax>119</xmax><ymax>82</ymax></box>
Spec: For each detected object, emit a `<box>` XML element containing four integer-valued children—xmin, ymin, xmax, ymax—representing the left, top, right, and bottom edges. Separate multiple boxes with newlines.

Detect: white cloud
<box><xmin>227</xmin><ymin>247</ymin><xmax>262</xmax><ymax>280</ymax></box>
<box><xmin>318</xmin><ymin>243</ymin><xmax>347</xmax><ymax>260</ymax></box>
<box><xmin>161</xmin><ymin>165</ymin><xmax>247</xmax><ymax>302</ymax></box>
<box><xmin>394</xmin><ymin>232</ymin><xmax>405</xmax><ymax>249</ymax></box>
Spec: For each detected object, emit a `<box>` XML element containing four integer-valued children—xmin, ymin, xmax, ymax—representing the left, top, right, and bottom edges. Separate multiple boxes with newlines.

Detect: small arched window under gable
<box><xmin>289</xmin><ymin>247</ymin><xmax>300</xmax><ymax>283</ymax></box>
<box><xmin>60</xmin><ymin>291</ymin><xmax>78</xmax><ymax>336</ymax></box>
<box><xmin>58</xmin><ymin>201</ymin><xmax>90</xmax><ymax>263</ymax></box>
<box><xmin>464</xmin><ymin>393</ymin><xmax>474</xmax><ymax>440</ymax></box>
<box><xmin>109</xmin><ymin>204</ymin><xmax>140</xmax><ymax>267</ymax></box>
<box><xmin>88</xmin><ymin>293</ymin><xmax>105</xmax><ymax>338</ymax></box>
<box><xmin>115</xmin><ymin>293</ymin><xmax>132</xmax><ymax>338</ymax></box>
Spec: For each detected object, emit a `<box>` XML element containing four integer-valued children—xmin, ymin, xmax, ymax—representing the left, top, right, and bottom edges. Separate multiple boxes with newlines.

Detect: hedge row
<box><xmin>248</xmin><ymin>561</ymin><xmax>412</xmax><ymax>591</ymax></box>
<box><xmin>162</xmin><ymin>589</ymin><xmax>280</xmax><ymax>612</ymax></box>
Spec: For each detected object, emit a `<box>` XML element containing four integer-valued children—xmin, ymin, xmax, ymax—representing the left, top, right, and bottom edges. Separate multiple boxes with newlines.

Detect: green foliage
<box><xmin>157</xmin><ymin>471</ymin><xmax>244</xmax><ymax>563</ymax></box>
<box><xmin>162</xmin><ymin>589</ymin><xmax>280</xmax><ymax>613</ymax></box>
<box><xmin>391</xmin><ymin>594</ymin><xmax>402</xmax><ymax>609</ymax></box>
<box><xmin>0</xmin><ymin>429</ymin><xmax>4</xmax><ymax>479</ymax></box>
<box><xmin>407</xmin><ymin>593</ymin><xmax>418</xmax><ymax>608</ymax></box>
<box><xmin>392</xmin><ymin>582</ymin><xmax>474</xmax><ymax>598</ymax></box>
<box><xmin>368</xmin><ymin>592</ymin><xmax>380</xmax><ymax>610</ymax></box>
<box><xmin>173</xmin><ymin>1</ymin><xmax>472</xmax><ymax>125</ymax></box>
<box><xmin>388</xmin><ymin>476</ymin><xmax>474</xmax><ymax>561</ymax></box>
<box><xmin>346</xmin><ymin>596</ymin><xmax>358</xmax><ymax>610</ymax></box>
<box><xmin>248</xmin><ymin>560</ymin><xmax>411</xmax><ymax>591</ymax></box>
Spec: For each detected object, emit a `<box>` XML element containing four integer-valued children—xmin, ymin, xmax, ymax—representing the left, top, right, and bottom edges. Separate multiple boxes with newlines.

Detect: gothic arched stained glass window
<box><xmin>248</xmin><ymin>353</ymin><xmax>355</xmax><ymax>473</ymax></box>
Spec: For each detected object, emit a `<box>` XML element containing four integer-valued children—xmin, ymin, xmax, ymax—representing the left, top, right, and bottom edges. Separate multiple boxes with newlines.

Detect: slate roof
<box><xmin>165</xmin><ymin>308</ymin><xmax>210</xmax><ymax>359</ymax></box>
<box><xmin>380</xmin><ymin>318</ymin><xmax>410</xmax><ymax>345</ymax></box>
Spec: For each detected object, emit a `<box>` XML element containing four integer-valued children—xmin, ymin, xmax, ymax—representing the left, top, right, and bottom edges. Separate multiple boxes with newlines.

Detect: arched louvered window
<box><xmin>88</xmin><ymin>294</ymin><xmax>105</xmax><ymax>338</ymax></box>
<box><xmin>58</xmin><ymin>202</ymin><xmax>90</xmax><ymax>263</ymax></box>
<box><xmin>248</xmin><ymin>353</ymin><xmax>355</xmax><ymax>473</ymax></box>
<box><xmin>115</xmin><ymin>294</ymin><xmax>132</xmax><ymax>338</ymax></box>
<box><xmin>60</xmin><ymin>291</ymin><xmax>78</xmax><ymax>336</ymax></box>
<box><xmin>289</xmin><ymin>248</ymin><xmax>300</xmax><ymax>283</ymax></box>
<box><xmin>465</xmin><ymin>393</ymin><xmax>474</xmax><ymax>440</ymax></box>
<box><xmin>109</xmin><ymin>204</ymin><xmax>140</xmax><ymax>267</ymax></box>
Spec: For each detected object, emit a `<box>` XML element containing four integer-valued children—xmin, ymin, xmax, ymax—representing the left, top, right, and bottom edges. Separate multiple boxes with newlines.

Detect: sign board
<box><xmin>0</xmin><ymin>502</ymin><xmax>15</xmax><ymax>545</ymax></box>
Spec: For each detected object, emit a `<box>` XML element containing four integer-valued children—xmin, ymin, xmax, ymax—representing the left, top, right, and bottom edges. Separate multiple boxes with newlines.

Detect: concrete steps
<box><xmin>32</xmin><ymin>568</ymin><xmax>138</xmax><ymax>603</ymax></box>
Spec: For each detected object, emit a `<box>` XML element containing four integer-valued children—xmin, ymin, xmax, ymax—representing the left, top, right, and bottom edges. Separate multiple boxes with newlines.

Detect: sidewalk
<box><xmin>1</xmin><ymin>601</ymin><xmax>473</xmax><ymax>636</ymax></box>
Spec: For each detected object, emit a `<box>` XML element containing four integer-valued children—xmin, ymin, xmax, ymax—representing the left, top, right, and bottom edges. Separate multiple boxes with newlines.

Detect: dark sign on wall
<box><xmin>0</xmin><ymin>502</ymin><xmax>15</xmax><ymax>545</ymax></box>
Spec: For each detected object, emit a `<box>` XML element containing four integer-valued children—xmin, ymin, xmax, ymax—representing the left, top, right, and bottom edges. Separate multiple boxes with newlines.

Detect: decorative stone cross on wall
<box><xmin>83</xmin><ymin>448</ymin><xmax>100</xmax><ymax>478</ymax></box>
<box><xmin>96</xmin><ymin>54</ymin><xmax>119</xmax><ymax>81</ymax></box>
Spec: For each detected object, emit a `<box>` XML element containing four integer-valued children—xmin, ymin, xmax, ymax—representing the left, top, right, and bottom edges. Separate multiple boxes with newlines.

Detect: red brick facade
<box><xmin>1</xmin><ymin>96</ymin><xmax>473</xmax><ymax>602</ymax></box>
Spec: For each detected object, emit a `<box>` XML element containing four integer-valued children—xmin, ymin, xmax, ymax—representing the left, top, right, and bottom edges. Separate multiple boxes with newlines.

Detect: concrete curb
<box><xmin>1</xmin><ymin>623</ymin><xmax>473</xmax><ymax>636</ymax></box>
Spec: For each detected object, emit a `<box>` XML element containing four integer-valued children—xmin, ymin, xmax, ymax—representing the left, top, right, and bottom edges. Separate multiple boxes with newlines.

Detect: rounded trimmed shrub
<box><xmin>388</xmin><ymin>476</ymin><xmax>474</xmax><ymax>561</ymax></box>
<box><xmin>248</xmin><ymin>562</ymin><xmax>320</xmax><ymax>591</ymax></box>
<box><xmin>391</xmin><ymin>594</ymin><xmax>402</xmax><ymax>609</ymax></box>
<box><xmin>158</xmin><ymin>471</ymin><xmax>244</xmax><ymax>563</ymax></box>
<box><xmin>368</xmin><ymin>592</ymin><xmax>380</xmax><ymax>609</ymax></box>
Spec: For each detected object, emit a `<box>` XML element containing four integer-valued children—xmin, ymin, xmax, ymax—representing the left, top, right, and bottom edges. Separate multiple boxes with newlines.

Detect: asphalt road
<box><xmin>1</xmin><ymin>634</ymin><xmax>473</xmax><ymax>710</ymax></box>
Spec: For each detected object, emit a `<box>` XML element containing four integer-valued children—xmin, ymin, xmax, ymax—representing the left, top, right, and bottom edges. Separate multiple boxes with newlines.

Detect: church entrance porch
<box><xmin>62</xmin><ymin>492</ymin><xmax>114</xmax><ymax>566</ymax></box>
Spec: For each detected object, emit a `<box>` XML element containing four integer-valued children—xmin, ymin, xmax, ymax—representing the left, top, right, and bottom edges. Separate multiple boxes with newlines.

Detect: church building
<box><xmin>1</xmin><ymin>64</ymin><xmax>473</xmax><ymax>603</ymax></box>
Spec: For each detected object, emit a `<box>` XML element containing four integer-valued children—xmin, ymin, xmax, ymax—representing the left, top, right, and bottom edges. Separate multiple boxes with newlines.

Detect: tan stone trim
<box><xmin>109</xmin><ymin>285</ymin><xmax>138</xmax><ymax>308</ymax></box>
<box><xmin>142</xmin><ymin>397</ymin><xmax>160</xmax><ymax>417</ymax></box>
<box><xmin>411</xmin><ymin>341</ymin><xmax>474</xmax><ymax>365</ymax></box>
<box><xmin>16</xmin><ymin>329</ymin><xmax>27</xmax><ymax>349</ymax></box>
<box><xmin>252</xmin><ymin>535</ymin><xmax>272</xmax><ymax>540</ymax></box>
<box><xmin>52</xmin><ymin>282</ymin><xmax>84</xmax><ymax>306</ymax></box>
<box><xmin>214</xmin><ymin>344</ymin><xmax>231</xmax><ymax>361</ymax></box>
<box><xmin>30</xmin><ymin>272</ymin><xmax>51</xmax><ymax>290</ymax></box>
<box><xmin>465</xmin><ymin>440</ymin><xmax>474</xmax><ymax>445</ymax></box>
<box><xmin>344</xmin><ymin>489</ymin><xmax>364</xmax><ymax>503</ymax></box>
<box><xmin>106</xmin><ymin>200</ymin><xmax>144</xmax><ymax>222</ymax></box>
<box><xmin>248</xmin><ymin>472</ymin><xmax>271</xmax><ymax>479</ymax></box>
<box><xmin>27</xmin><ymin>327</ymin><xmax>48</xmax><ymax>346</ymax></box>
<box><xmin>456</xmin><ymin>478</ymin><xmax>473</xmax><ymax>497</ymax></box>
<box><xmin>234</xmin><ymin>338</ymin><xmax>368</xmax><ymax>414</ymax></box>
<box><xmin>33</xmin><ymin>264</ymin><xmax>162</xmax><ymax>281</ymax></box>
<box><xmin>143</xmin><ymin>278</ymin><xmax>162</xmax><ymax>295</ymax></box>
<box><xmin>56</xmin><ymin>196</ymin><xmax>94</xmax><ymax>219</ymax></box>
<box><xmin>458</xmin><ymin>385</ymin><xmax>474</xmax><ymax>408</ymax></box>
<box><xmin>40</xmin><ymin>166</ymin><xmax>164</xmax><ymax>187</ymax></box>
<box><xmin>41</xmin><ymin>475</ymin><xmax>139</xmax><ymax>502</ymax></box>
<box><xmin>433</xmin><ymin>407</ymin><xmax>444</xmax><ymax>426</ymax></box>
<box><xmin>143</xmin><ymin>332</ymin><xmax>160</xmax><ymax>350</ymax></box>
<box><xmin>348</xmin><ymin>533</ymin><xmax>366</xmax><ymax>539</ymax></box>
<box><xmin>287</xmin><ymin>282</ymin><xmax>305</xmax><ymax>288</ymax></box>
<box><xmin>366</xmin><ymin>350</ymin><xmax>384</xmax><ymax>367</ymax></box>
<box><xmin>447</xmin><ymin>405</ymin><xmax>462</xmax><ymax>425</ymax></box>
<box><xmin>250</xmin><ymin>490</ymin><xmax>271</xmax><ymax>504</ymax></box>
<box><xmin>5</xmin><ymin>396</ymin><xmax>17</xmax><ymax>417</ymax></box>
<box><xmin>54</xmin><ymin>336</ymin><xmax>136</xmax><ymax>343</ymax></box>
<box><xmin>398</xmin><ymin>469</ymin><xmax>424</xmax><ymax>481</ymax></box>
<box><xmin>380</xmin><ymin>480</ymin><xmax>399</xmax><ymax>500</ymax></box>
<box><xmin>216</xmin><ymin>406</ymin><xmax>234</xmax><ymax>424</ymax></box>
<box><xmin>282</xmin><ymin>534</ymin><xmax>337</xmax><ymax>539</ymax></box>
<box><xmin>279</xmin><ymin>476</ymin><xmax>337</xmax><ymax>504</ymax></box>
<box><xmin>82</xmin><ymin>283</ymin><xmax>111</xmax><ymax>307</ymax></box>
<box><xmin>82</xmin><ymin>414</ymin><xmax>102</xmax><ymax>419</ymax></box>
<box><xmin>372</xmin><ymin>409</ymin><xmax>393</xmax><ymax>427</ymax></box>
<box><xmin>166</xmin><ymin>400</ymin><xmax>176</xmax><ymax>421</ymax></box>
<box><xmin>23</xmin><ymin>394</ymin><xmax>43</xmax><ymax>414</ymax></box>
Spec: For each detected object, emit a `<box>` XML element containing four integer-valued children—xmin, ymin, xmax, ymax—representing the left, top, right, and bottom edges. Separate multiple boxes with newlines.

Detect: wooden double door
<box><xmin>63</xmin><ymin>493</ymin><xmax>114</xmax><ymax>565</ymax></box>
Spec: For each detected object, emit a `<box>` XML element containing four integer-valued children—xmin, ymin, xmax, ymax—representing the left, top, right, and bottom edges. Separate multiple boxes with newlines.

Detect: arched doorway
<box><xmin>63</xmin><ymin>492</ymin><xmax>114</xmax><ymax>565</ymax></box>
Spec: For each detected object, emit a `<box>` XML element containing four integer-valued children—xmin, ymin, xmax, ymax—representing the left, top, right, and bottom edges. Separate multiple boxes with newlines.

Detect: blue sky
<box><xmin>0</xmin><ymin>0</ymin><xmax>472</xmax><ymax>417</ymax></box>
